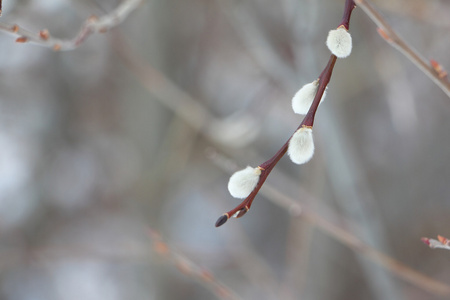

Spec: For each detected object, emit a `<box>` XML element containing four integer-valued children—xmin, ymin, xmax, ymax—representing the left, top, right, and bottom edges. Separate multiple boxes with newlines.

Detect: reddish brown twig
<box><xmin>0</xmin><ymin>0</ymin><xmax>142</xmax><ymax>50</ymax></box>
<box><xmin>355</xmin><ymin>0</ymin><xmax>450</xmax><ymax>98</ymax></box>
<box><xmin>215</xmin><ymin>0</ymin><xmax>356</xmax><ymax>227</ymax></box>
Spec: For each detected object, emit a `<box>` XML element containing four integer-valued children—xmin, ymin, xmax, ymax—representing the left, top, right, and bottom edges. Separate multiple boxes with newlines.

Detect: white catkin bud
<box><xmin>228</xmin><ymin>166</ymin><xmax>261</xmax><ymax>199</ymax></box>
<box><xmin>288</xmin><ymin>127</ymin><xmax>314</xmax><ymax>164</ymax></box>
<box><xmin>326</xmin><ymin>27</ymin><xmax>352</xmax><ymax>58</ymax></box>
<box><xmin>292</xmin><ymin>80</ymin><xmax>327</xmax><ymax>115</ymax></box>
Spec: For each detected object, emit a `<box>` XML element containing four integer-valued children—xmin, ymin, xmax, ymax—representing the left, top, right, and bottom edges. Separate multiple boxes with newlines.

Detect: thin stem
<box><xmin>215</xmin><ymin>0</ymin><xmax>356</xmax><ymax>227</ymax></box>
<box><xmin>355</xmin><ymin>0</ymin><xmax>450</xmax><ymax>98</ymax></box>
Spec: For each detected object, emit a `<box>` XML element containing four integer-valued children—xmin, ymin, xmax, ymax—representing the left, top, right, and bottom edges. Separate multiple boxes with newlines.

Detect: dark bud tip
<box><xmin>215</xmin><ymin>214</ymin><xmax>229</xmax><ymax>227</ymax></box>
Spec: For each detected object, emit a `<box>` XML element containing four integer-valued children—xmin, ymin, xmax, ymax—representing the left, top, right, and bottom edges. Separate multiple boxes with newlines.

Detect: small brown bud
<box><xmin>11</xmin><ymin>25</ymin><xmax>19</xmax><ymax>33</ymax></box>
<box><xmin>39</xmin><ymin>29</ymin><xmax>50</xmax><ymax>40</ymax></box>
<box><xmin>437</xmin><ymin>235</ymin><xmax>448</xmax><ymax>245</ymax></box>
<box><xmin>377</xmin><ymin>28</ymin><xmax>392</xmax><ymax>42</ymax></box>
<box><xmin>235</xmin><ymin>207</ymin><xmax>249</xmax><ymax>218</ymax></box>
<box><xmin>15</xmin><ymin>36</ymin><xmax>28</xmax><ymax>43</ymax></box>
<box><xmin>430</xmin><ymin>59</ymin><xmax>448</xmax><ymax>79</ymax></box>
<box><xmin>53</xmin><ymin>44</ymin><xmax>61</xmax><ymax>51</ymax></box>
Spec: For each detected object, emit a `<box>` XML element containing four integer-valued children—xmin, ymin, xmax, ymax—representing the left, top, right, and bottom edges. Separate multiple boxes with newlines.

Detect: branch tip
<box><xmin>215</xmin><ymin>214</ymin><xmax>229</xmax><ymax>227</ymax></box>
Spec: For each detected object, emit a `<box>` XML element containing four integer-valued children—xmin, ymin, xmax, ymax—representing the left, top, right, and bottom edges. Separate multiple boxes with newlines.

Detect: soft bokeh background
<box><xmin>1</xmin><ymin>0</ymin><xmax>450</xmax><ymax>299</ymax></box>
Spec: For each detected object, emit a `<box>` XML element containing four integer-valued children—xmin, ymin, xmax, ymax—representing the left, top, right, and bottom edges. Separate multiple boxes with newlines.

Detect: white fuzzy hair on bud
<box><xmin>228</xmin><ymin>166</ymin><xmax>261</xmax><ymax>199</ymax></box>
<box><xmin>326</xmin><ymin>27</ymin><xmax>352</xmax><ymax>58</ymax></box>
<box><xmin>292</xmin><ymin>80</ymin><xmax>327</xmax><ymax>115</ymax></box>
<box><xmin>288</xmin><ymin>127</ymin><xmax>314</xmax><ymax>164</ymax></box>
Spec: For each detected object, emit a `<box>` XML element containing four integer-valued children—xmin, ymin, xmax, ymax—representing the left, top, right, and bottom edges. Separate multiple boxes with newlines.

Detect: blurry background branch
<box><xmin>113</xmin><ymin>33</ymin><xmax>260</xmax><ymax>148</ymax></box>
<box><xmin>0</xmin><ymin>0</ymin><xmax>143</xmax><ymax>50</ymax></box>
<box><xmin>356</xmin><ymin>0</ymin><xmax>450</xmax><ymax>98</ymax></box>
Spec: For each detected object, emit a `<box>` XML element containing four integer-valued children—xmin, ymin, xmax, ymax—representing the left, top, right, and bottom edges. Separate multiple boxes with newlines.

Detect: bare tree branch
<box><xmin>355</xmin><ymin>0</ymin><xmax>450</xmax><ymax>98</ymax></box>
<box><xmin>0</xmin><ymin>0</ymin><xmax>143</xmax><ymax>50</ymax></box>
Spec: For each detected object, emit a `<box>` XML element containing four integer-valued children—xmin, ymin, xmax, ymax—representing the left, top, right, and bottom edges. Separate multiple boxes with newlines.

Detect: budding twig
<box><xmin>215</xmin><ymin>1</ymin><xmax>355</xmax><ymax>227</ymax></box>
<box><xmin>0</xmin><ymin>0</ymin><xmax>142</xmax><ymax>50</ymax></box>
<box><xmin>355</xmin><ymin>0</ymin><xmax>450</xmax><ymax>98</ymax></box>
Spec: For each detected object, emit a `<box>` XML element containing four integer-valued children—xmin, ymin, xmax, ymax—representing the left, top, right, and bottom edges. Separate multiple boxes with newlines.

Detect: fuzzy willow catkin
<box><xmin>292</xmin><ymin>80</ymin><xmax>327</xmax><ymax>115</ymax></box>
<box><xmin>287</xmin><ymin>127</ymin><xmax>315</xmax><ymax>164</ymax></box>
<box><xmin>326</xmin><ymin>27</ymin><xmax>352</xmax><ymax>58</ymax></box>
<box><xmin>228</xmin><ymin>166</ymin><xmax>261</xmax><ymax>199</ymax></box>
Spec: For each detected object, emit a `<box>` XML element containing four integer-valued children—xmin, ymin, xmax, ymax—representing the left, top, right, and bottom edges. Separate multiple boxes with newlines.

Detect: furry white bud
<box><xmin>288</xmin><ymin>127</ymin><xmax>314</xmax><ymax>164</ymax></box>
<box><xmin>228</xmin><ymin>166</ymin><xmax>261</xmax><ymax>199</ymax></box>
<box><xmin>292</xmin><ymin>80</ymin><xmax>327</xmax><ymax>115</ymax></box>
<box><xmin>326</xmin><ymin>27</ymin><xmax>352</xmax><ymax>58</ymax></box>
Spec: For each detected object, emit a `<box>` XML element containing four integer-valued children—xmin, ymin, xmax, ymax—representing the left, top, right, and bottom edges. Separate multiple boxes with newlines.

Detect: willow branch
<box><xmin>355</xmin><ymin>0</ymin><xmax>450</xmax><ymax>98</ymax></box>
<box><xmin>215</xmin><ymin>0</ymin><xmax>356</xmax><ymax>227</ymax></box>
<box><xmin>0</xmin><ymin>0</ymin><xmax>142</xmax><ymax>50</ymax></box>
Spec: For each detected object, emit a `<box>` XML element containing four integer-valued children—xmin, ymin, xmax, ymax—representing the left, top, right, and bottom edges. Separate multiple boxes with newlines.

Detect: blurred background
<box><xmin>0</xmin><ymin>0</ymin><xmax>450</xmax><ymax>299</ymax></box>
